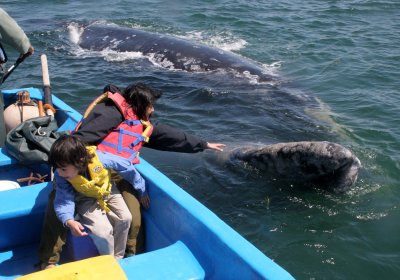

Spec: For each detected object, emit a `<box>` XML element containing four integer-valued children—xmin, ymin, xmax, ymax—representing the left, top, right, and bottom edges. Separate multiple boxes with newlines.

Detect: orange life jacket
<box><xmin>78</xmin><ymin>91</ymin><xmax>153</xmax><ymax>164</ymax></box>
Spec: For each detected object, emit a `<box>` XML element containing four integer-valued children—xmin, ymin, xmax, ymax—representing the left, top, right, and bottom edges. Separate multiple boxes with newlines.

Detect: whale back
<box><xmin>79</xmin><ymin>24</ymin><xmax>271</xmax><ymax>81</ymax></box>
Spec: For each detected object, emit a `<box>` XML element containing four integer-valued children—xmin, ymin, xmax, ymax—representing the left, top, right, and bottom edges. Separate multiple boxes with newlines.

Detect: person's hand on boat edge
<box><xmin>140</xmin><ymin>194</ymin><xmax>150</xmax><ymax>209</ymax></box>
<box><xmin>65</xmin><ymin>219</ymin><xmax>89</xmax><ymax>236</ymax></box>
<box><xmin>206</xmin><ymin>142</ymin><xmax>225</xmax><ymax>152</ymax></box>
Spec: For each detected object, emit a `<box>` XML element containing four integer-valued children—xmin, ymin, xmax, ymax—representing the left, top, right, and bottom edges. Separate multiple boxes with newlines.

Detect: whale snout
<box><xmin>230</xmin><ymin>141</ymin><xmax>361</xmax><ymax>192</ymax></box>
<box><xmin>331</xmin><ymin>155</ymin><xmax>361</xmax><ymax>193</ymax></box>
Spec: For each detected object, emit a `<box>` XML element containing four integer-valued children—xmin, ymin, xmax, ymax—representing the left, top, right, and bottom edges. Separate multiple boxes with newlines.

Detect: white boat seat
<box><xmin>0</xmin><ymin>180</ymin><xmax>20</xmax><ymax>191</ymax></box>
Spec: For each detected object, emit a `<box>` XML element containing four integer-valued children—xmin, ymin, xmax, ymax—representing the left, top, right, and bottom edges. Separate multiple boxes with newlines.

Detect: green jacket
<box><xmin>0</xmin><ymin>8</ymin><xmax>31</xmax><ymax>55</ymax></box>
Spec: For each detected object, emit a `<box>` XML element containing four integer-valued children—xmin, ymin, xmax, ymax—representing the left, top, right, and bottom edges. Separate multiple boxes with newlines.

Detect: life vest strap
<box><xmin>112</xmin><ymin>128</ymin><xmax>145</xmax><ymax>151</ymax></box>
<box><xmin>130</xmin><ymin>136</ymin><xmax>145</xmax><ymax>148</ymax></box>
<box><xmin>99</xmin><ymin>141</ymin><xmax>139</xmax><ymax>161</ymax></box>
<box><xmin>141</xmin><ymin>120</ymin><xmax>152</xmax><ymax>143</ymax></box>
<box><xmin>124</xmin><ymin>120</ymin><xmax>142</xmax><ymax>126</ymax></box>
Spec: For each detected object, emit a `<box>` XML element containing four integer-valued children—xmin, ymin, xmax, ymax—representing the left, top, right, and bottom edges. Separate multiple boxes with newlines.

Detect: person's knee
<box><xmin>123</xmin><ymin>210</ymin><xmax>133</xmax><ymax>228</ymax></box>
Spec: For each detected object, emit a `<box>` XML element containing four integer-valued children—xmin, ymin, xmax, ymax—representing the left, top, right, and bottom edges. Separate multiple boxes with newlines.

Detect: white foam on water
<box><xmin>180</xmin><ymin>30</ymin><xmax>248</xmax><ymax>52</ymax></box>
<box><xmin>101</xmin><ymin>49</ymin><xmax>144</xmax><ymax>62</ymax></box>
<box><xmin>67</xmin><ymin>22</ymin><xmax>83</xmax><ymax>45</ymax></box>
<box><xmin>67</xmin><ymin>22</ymin><xmax>146</xmax><ymax>62</ymax></box>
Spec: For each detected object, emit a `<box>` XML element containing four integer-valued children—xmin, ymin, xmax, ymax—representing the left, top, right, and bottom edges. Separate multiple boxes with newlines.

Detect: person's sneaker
<box><xmin>124</xmin><ymin>252</ymin><xmax>135</xmax><ymax>258</ymax></box>
<box><xmin>40</xmin><ymin>262</ymin><xmax>56</xmax><ymax>270</ymax></box>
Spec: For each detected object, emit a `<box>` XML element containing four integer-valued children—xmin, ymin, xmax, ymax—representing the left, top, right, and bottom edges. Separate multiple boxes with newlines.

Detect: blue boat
<box><xmin>0</xmin><ymin>86</ymin><xmax>294</xmax><ymax>279</ymax></box>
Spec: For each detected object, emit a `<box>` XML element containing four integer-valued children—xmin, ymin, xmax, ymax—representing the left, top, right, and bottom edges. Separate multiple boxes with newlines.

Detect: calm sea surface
<box><xmin>2</xmin><ymin>1</ymin><xmax>400</xmax><ymax>278</ymax></box>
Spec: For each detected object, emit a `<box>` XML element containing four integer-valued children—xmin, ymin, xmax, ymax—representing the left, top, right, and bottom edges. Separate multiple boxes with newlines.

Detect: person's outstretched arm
<box><xmin>146</xmin><ymin>122</ymin><xmax>225</xmax><ymax>153</ymax></box>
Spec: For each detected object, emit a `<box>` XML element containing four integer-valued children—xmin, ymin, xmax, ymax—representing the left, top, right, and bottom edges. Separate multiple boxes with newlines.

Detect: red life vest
<box><xmin>94</xmin><ymin>92</ymin><xmax>153</xmax><ymax>164</ymax></box>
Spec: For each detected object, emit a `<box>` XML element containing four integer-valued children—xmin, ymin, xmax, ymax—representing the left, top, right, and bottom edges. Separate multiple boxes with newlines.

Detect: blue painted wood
<box><xmin>0</xmin><ymin>148</ymin><xmax>15</xmax><ymax>166</ymax></box>
<box><xmin>139</xmin><ymin>158</ymin><xmax>294</xmax><ymax>279</ymax></box>
<box><xmin>0</xmin><ymin>244</ymin><xmax>39</xmax><ymax>279</ymax></box>
<box><xmin>119</xmin><ymin>241</ymin><xmax>205</xmax><ymax>280</ymax></box>
<box><xmin>62</xmin><ymin>231</ymin><xmax>99</xmax><ymax>262</ymax></box>
<box><xmin>0</xmin><ymin>183</ymin><xmax>51</xmax><ymax>251</ymax></box>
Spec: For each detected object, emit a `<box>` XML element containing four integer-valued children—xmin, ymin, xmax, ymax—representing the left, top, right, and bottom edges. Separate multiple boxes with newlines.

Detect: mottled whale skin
<box><xmin>230</xmin><ymin>141</ymin><xmax>361</xmax><ymax>192</ymax></box>
<box><xmin>78</xmin><ymin>24</ymin><xmax>272</xmax><ymax>81</ymax></box>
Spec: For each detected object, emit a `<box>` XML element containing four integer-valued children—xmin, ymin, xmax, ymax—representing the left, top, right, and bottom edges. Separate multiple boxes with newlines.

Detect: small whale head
<box><xmin>230</xmin><ymin>141</ymin><xmax>361</xmax><ymax>193</ymax></box>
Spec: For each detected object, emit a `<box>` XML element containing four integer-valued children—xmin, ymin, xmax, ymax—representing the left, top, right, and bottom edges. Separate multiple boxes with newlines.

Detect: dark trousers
<box><xmin>38</xmin><ymin>179</ymin><xmax>144</xmax><ymax>264</ymax></box>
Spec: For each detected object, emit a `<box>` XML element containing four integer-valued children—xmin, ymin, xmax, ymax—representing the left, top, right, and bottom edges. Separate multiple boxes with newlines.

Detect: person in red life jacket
<box><xmin>74</xmin><ymin>83</ymin><xmax>225</xmax><ymax>153</ymax></box>
<box><xmin>38</xmin><ymin>82</ymin><xmax>225</xmax><ymax>269</ymax></box>
<box><xmin>50</xmin><ymin>134</ymin><xmax>139</xmax><ymax>260</ymax></box>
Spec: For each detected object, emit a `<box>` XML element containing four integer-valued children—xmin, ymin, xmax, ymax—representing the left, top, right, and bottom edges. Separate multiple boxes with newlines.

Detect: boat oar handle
<box><xmin>41</xmin><ymin>54</ymin><xmax>50</xmax><ymax>87</ymax></box>
<box><xmin>40</xmin><ymin>54</ymin><xmax>55</xmax><ymax>115</ymax></box>
<box><xmin>16</xmin><ymin>52</ymin><xmax>30</xmax><ymax>65</ymax></box>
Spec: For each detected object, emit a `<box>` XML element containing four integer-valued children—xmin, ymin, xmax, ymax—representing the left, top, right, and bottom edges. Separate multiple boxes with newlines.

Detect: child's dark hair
<box><xmin>123</xmin><ymin>82</ymin><xmax>162</xmax><ymax>120</ymax></box>
<box><xmin>48</xmin><ymin>134</ymin><xmax>91</xmax><ymax>172</ymax></box>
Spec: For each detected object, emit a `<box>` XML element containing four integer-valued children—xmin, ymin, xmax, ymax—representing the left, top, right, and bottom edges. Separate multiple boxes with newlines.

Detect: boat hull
<box><xmin>0</xmin><ymin>88</ymin><xmax>294</xmax><ymax>279</ymax></box>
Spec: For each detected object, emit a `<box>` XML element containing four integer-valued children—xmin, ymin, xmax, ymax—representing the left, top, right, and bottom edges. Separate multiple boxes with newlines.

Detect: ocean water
<box><xmin>2</xmin><ymin>1</ymin><xmax>400</xmax><ymax>279</ymax></box>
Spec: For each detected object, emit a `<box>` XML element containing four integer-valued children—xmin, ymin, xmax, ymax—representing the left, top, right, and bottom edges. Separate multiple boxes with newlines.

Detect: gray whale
<box><xmin>78</xmin><ymin>24</ymin><xmax>272</xmax><ymax>82</ymax></box>
<box><xmin>230</xmin><ymin>141</ymin><xmax>361</xmax><ymax>192</ymax></box>
<box><xmin>78</xmin><ymin>25</ymin><xmax>361</xmax><ymax>192</ymax></box>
